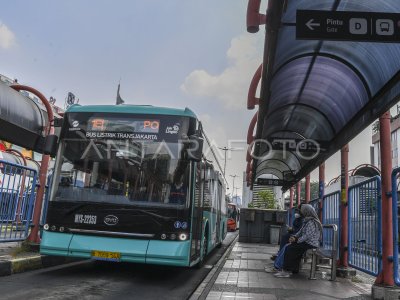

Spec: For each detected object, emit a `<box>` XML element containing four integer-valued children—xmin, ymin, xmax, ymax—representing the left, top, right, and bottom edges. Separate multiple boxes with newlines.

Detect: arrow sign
<box><xmin>296</xmin><ymin>10</ymin><xmax>400</xmax><ymax>42</ymax></box>
<box><xmin>306</xmin><ymin>19</ymin><xmax>320</xmax><ymax>31</ymax></box>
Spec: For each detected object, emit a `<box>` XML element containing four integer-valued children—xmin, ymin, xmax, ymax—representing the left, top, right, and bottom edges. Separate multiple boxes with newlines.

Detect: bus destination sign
<box><xmin>296</xmin><ymin>10</ymin><xmax>400</xmax><ymax>42</ymax></box>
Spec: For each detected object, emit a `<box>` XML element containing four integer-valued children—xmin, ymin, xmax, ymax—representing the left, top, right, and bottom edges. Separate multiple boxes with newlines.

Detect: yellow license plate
<box><xmin>91</xmin><ymin>250</ymin><xmax>121</xmax><ymax>262</ymax></box>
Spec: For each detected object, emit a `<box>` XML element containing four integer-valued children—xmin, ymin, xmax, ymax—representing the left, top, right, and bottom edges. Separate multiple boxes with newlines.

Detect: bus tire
<box><xmin>195</xmin><ymin>227</ymin><xmax>208</xmax><ymax>269</ymax></box>
<box><xmin>216</xmin><ymin>225</ymin><xmax>224</xmax><ymax>248</ymax></box>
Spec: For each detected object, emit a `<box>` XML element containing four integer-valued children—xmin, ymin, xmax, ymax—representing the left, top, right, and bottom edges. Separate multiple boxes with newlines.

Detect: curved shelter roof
<box><xmin>253</xmin><ymin>0</ymin><xmax>400</xmax><ymax>189</ymax></box>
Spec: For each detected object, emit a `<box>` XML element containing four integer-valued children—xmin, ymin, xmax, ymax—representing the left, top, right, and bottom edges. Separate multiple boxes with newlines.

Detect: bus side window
<box><xmin>194</xmin><ymin>162</ymin><xmax>204</xmax><ymax>208</ymax></box>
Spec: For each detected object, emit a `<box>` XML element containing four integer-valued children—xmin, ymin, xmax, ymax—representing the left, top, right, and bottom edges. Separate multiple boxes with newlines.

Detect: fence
<box><xmin>391</xmin><ymin>168</ymin><xmax>400</xmax><ymax>285</ymax></box>
<box><xmin>309</xmin><ymin>198</ymin><xmax>319</xmax><ymax>216</ymax></box>
<box><xmin>348</xmin><ymin>176</ymin><xmax>382</xmax><ymax>276</ymax></box>
<box><xmin>0</xmin><ymin>159</ymin><xmax>38</xmax><ymax>242</ymax></box>
<box><xmin>322</xmin><ymin>191</ymin><xmax>340</xmax><ymax>256</ymax></box>
<box><xmin>287</xmin><ymin>207</ymin><xmax>295</xmax><ymax>226</ymax></box>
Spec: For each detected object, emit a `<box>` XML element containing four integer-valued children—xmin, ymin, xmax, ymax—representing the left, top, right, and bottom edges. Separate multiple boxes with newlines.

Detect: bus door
<box><xmin>190</xmin><ymin>162</ymin><xmax>204</xmax><ymax>261</ymax></box>
<box><xmin>215</xmin><ymin>180</ymin><xmax>222</xmax><ymax>243</ymax></box>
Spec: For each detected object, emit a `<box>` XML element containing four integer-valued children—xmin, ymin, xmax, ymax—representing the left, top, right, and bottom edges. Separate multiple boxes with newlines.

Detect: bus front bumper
<box><xmin>40</xmin><ymin>231</ymin><xmax>190</xmax><ymax>267</ymax></box>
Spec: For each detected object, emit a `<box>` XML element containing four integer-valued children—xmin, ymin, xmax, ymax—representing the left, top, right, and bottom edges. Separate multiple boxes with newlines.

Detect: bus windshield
<box><xmin>50</xmin><ymin>113</ymin><xmax>192</xmax><ymax>208</ymax></box>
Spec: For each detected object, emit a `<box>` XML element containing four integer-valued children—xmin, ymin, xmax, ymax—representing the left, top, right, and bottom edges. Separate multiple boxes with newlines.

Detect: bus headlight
<box><xmin>179</xmin><ymin>233</ymin><xmax>187</xmax><ymax>241</ymax></box>
<box><xmin>59</xmin><ymin>227</ymin><xmax>65</xmax><ymax>232</ymax></box>
<box><xmin>161</xmin><ymin>234</ymin><xmax>167</xmax><ymax>240</ymax></box>
<box><xmin>50</xmin><ymin>225</ymin><xmax>57</xmax><ymax>231</ymax></box>
<box><xmin>43</xmin><ymin>224</ymin><xmax>49</xmax><ymax>231</ymax></box>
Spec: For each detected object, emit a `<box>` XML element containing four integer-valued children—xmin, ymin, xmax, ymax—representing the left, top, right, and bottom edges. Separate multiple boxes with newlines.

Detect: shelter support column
<box><xmin>296</xmin><ymin>182</ymin><xmax>301</xmax><ymax>206</ymax></box>
<box><xmin>305</xmin><ymin>174</ymin><xmax>311</xmax><ymax>203</ymax></box>
<box><xmin>318</xmin><ymin>163</ymin><xmax>325</xmax><ymax>221</ymax></box>
<box><xmin>339</xmin><ymin>145</ymin><xmax>349</xmax><ymax>268</ymax></box>
<box><xmin>289</xmin><ymin>187</ymin><xmax>294</xmax><ymax>224</ymax></box>
<box><xmin>289</xmin><ymin>187</ymin><xmax>294</xmax><ymax>209</ymax></box>
<box><xmin>375</xmin><ymin>111</ymin><xmax>394</xmax><ymax>287</ymax></box>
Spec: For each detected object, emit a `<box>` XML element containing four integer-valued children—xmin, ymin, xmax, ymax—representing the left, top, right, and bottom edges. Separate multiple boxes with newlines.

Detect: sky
<box><xmin>0</xmin><ymin>1</ymin><xmax>377</xmax><ymax>197</ymax></box>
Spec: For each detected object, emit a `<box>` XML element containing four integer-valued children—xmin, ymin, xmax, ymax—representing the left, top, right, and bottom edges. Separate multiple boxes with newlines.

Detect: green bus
<box><xmin>40</xmin><ymin>104</ymin><xmax>228</xmax><ymax>267</ymax></box>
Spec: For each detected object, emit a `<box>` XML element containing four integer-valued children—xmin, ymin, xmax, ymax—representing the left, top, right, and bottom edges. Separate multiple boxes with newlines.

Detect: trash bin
<box><xmin>269</xmin><ymin>225</ymin><xmax>281</xmax><ymax>245</ymax></box>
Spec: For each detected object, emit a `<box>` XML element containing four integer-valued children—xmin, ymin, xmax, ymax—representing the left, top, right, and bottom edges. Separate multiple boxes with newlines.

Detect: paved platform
<box><xmin>204</xmin><ymin>242</ymin><xmax>372</xmax><ymax>300</ymax></box>
<box><xmin>0</xmin><ymin>241</ymin><xmax>79</xmax><ymax>276</ymax></box>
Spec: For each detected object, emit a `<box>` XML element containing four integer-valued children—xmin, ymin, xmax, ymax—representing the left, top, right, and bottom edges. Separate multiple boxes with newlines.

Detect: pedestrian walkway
<box><xmin>204</xmin><ymin>242</ymin><xmax>371</xmax><ymax>300</ymax></box>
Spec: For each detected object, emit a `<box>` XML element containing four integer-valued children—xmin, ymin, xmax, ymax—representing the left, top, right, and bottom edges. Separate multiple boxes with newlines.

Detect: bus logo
<box><xmin>166</xmin><ymin>123</ymin><xmax>180</xmax><ymax>134</ymax></box>
<box><xmin>104</xmin><ymin>215</ymin><xmax>119</xmax><ymax>226</ymax></box>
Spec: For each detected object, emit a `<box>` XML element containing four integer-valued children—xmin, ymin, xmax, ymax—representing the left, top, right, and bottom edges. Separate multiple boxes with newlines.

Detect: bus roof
<box><xmin>66</xmin><ymin>104</ymin><xmax>197</xmax><ymax>118</ymax></box>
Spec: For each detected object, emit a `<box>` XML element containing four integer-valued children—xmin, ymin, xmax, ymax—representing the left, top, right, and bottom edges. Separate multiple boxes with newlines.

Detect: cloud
<box><xmin>181</xmin><ymin>34</ymin><xmax>263</xmax><ymax>110</ymax></box>
<box><xmin>0</xmin><ymin>21</ymin><xmax>16</xmax><ymax>49</ymax></box>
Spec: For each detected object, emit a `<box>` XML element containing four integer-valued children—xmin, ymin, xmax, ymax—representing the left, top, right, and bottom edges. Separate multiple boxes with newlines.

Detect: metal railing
<box><xmin>322</xmin><ymin>191</ymin><xmax>340</xmax><ymax>255</ymax></box>
<box><xmin>287</xmin><ymin>207</ymin><xmax>295</xmax><ymax>226</ymax></box>
<box><xmin>309</xmin><ymin>198</ymin><xmax>320</xmax><ymax>217</ymax></box>
<box><xmin>0</xmin><ymin>160</ymin><xmax>38</xmax><ymax>242</ymax></box>
<box><xmin>348</xmin><ymin>176</ymin><xmax>382</xmax><ymax>276</ymax></box>
<box><xmin>309</xmin><ymin>224</ymin><xmax>338</xmax><ymax>281</ymax></box>
<box><xmin>391</xmin><ymin>168</ymin><xmax>400</xmax><ymax>285</ymax></box>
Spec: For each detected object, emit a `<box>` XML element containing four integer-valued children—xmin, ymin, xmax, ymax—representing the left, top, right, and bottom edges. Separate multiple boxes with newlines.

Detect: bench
<box><xmin>308</xmin><ymin>224</ymin><xmax>338</xmax><ymax>281</ymax></box>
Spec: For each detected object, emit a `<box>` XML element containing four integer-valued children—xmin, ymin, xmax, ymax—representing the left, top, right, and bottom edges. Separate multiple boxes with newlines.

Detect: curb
<box><xmin>189</xmin><ymin>234</ymin><xmax>238</xmax><ymax>300</ymax></box>
<box><xmin>0</xmin><ymin>255</ymin><xmax>82</xmax><ymax>276</ymax></box>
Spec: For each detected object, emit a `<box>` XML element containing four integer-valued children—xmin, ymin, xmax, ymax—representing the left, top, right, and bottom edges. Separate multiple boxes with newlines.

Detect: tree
<box><xmin>254</xmin><ymin>190</ymin><xmax>275</xmax><ymax>209</ymax></box>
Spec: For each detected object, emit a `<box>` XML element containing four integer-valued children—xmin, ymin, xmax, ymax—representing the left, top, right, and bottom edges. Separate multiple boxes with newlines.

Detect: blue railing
<box><xmin>0</xmin><ymin>160</ymin><xmax>38</xmax><ymax>242</ymax></box>
<box><xmin>392</xmin><ymin>168</ymin><xmax>400</xmax><ymax>285</ymax></box>
<box><xmin>322</xmin><ymin>191</ymin><xmax>340</xmax><ymax>255</ymax></box>
<box><xmin>348</xmin><ymin>176</ymin><xmax>382</xmax><ymax>276</ymax></box>
<box><xmin>309</xmin><ymin>198</ymin><xmax>319</xmax><ymax>217</ymax></box>
<box><xmin>287</xmin><ymin>207</ymin><xmax>295</xmax><ymax>226</ymax></box>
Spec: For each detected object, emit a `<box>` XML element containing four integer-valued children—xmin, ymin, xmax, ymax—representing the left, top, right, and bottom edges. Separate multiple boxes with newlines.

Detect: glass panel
<box><xmin>51</xmin><ymin>138</ymin><xmax>190</xmax><ymax>208</ymax></box>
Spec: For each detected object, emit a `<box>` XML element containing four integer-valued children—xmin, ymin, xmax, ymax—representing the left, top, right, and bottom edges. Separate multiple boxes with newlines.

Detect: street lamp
<box><xmin>218</xmin><ymin>146</ymin><xmax>240</xmax><ymax>177</ymax></box>
<box><xmin>230</xmin><ymin>174</ymin><xmax>238</xmax><ymax>200</ymax></box>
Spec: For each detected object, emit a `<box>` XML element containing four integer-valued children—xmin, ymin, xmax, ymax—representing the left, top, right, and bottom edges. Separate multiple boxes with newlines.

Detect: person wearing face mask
<box><xmin>270</xmin><ymin>204</ymin><xmax>303</xmax><ymax>261</ymax></box>
<box><xmin>273</xmin><ymin>204</ymin><xmax>322</xmax><ymax>278</ymax></box>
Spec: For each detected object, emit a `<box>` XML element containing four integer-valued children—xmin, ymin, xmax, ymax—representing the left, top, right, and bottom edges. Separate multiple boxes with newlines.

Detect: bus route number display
<box><xmin>88</xmin><ymin>118</ymin><xmax>160</xmax><ymax>134</ymax></box>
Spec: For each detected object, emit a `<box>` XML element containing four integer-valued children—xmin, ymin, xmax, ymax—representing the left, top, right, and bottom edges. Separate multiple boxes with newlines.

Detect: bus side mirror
<box><xmin>43</xmin><ymin>134</ymin><xmax>58</xmax><ymax>157</ymax></box>
<box><xmin>187</xmin><ymin>135</ymin><xmax>203</xmax><ymax>162</ymax></box>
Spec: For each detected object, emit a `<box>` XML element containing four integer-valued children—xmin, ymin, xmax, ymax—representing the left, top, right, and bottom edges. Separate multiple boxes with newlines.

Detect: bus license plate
<box><xmin>91</xmin><ymin>250</ymin><xmax>121</xmax><ymax>262</ymax></box>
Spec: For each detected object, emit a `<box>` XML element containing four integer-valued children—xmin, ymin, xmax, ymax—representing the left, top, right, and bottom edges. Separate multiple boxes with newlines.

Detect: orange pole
<box><xmin>305</xmin><ymin>174</ymin><xmax>311</xmax><ymax>203</ymax></box>
<box><xmin>375</xmin><ymin>111</ymin><xmax>394</xmax><ymax>285</ymax></box>
<box><xmin>11</xmin><ymin>85</ymin><xmax>54</xmax><ymax>244</ymax></box>
<box><xmin>296</xmin><ymin>181</ymin><xmax>301</xmax><ymax>206</ymax></box>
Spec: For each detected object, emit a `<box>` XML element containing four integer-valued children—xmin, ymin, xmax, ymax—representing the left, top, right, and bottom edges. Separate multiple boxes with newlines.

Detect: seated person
<box><xmin>273</xmin><ymin>204</ymin><xmax>322</xmax><ymax>278</ymax></box>
<box><xmin>271</xmin><ymin>205</ymin><xmax>303</xmax><ymax>261</ymax></box>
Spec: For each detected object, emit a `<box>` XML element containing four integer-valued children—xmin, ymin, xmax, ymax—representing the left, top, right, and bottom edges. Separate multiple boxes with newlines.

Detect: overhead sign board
<box><xmin>296</xmin><ymin>10</ymin><xmax>400</xmax><ymax>42</ymax></box>
<box><xmin>256</xmin><ymin>178</ymin><xmax>295</xmax><ymax>187</ymax></box>
<box><xmin>268</xmin><ymin>138</ymin><xmax>328</xmax><ymax>153</ymax></box>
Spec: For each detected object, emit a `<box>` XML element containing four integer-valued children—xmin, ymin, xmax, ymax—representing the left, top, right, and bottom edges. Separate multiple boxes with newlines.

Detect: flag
<box><xmin>116</xmin><ymin>83</ymin><xmax>125</xmax><ymax>105</ymax></box>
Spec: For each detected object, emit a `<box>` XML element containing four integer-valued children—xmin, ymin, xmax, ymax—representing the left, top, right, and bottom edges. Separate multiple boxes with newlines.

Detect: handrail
<box><xmin>322</xmin><ymin>224</ymin><xmax>338</xmax><ymax>253</ymax></box>
<box><xmin>310</xmin><ymin>224</ymin><xmax>338</xmax><ymax>281</ymax></box>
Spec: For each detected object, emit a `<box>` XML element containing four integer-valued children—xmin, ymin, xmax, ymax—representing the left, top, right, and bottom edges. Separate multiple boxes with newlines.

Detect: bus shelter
<box><xmin>245</xmin><ymin>0</ymin><xmax>400</xmax><ymax>290</ymax></box>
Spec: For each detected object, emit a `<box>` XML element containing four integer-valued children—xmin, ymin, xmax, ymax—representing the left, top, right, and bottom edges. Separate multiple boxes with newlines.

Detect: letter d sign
<box><xmin>349</xmin><ymin>18</ymin><xmax>368</xmax><ymax>35</ymax></box>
